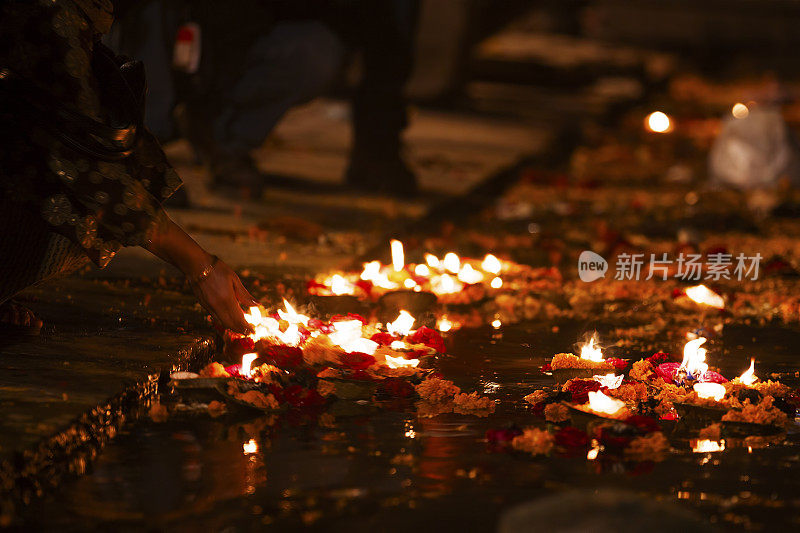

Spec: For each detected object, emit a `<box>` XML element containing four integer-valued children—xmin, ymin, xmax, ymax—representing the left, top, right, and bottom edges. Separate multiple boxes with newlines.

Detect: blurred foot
<box><xmin>345</xmin><ymin>151</ymin><xmax>418</xmax><ymax>198</ymax></box>
<box><xmin>0</xmin><ymin>301</ymin><xmax>42</xmax><ymax>335</ymax></box>
<box><xmin>208</xmin><ymin>151</ymin><xmax>266</xmax><ymax>201</ymax></box>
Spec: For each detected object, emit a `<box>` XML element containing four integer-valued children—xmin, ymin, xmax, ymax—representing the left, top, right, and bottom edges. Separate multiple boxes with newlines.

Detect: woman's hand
<box><xmin>189</xmin><ymin>258</ymin><xmax>257</xmax><ymax>335</ymax></box>
<box><xmin>144</xmin><ymin>212</ymin><xmax>257</xmax><ymax>335</ymax></box>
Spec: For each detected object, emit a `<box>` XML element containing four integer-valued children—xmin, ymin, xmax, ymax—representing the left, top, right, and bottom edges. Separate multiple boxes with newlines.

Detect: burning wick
<box><xmin>732</xmin><ymin>102</ymin><xmax>749</xmax><ymax>119</ymax></box>
<box><xmin>645</xmin><ymin>111</ymin><xmax>672</xmax><ymax>133</ymax></box>
<box><xmin>679</xmin><ymin>337</ymin><xmax>708</xmax><ymax>380</ymax></box>
<box><xmin>457</xmin><ymin>264</ymin><xmax>484</xmax><ymax>284</ymax></box>
<box><xmin>414</xmin><ymin>264</ymin><xmax>430</xmax><ymax>276</ymax></box>
<box><xmin>739</xmin><ymin>358</ymin><xmax>757</xmax><ymax>386</ymax></box>
<box><xmin>387</xmin><ymin>310</ymin><xmax>416</xmax><ymax>336</ymax></box>
<box><xmin>243</xmin><ymin>439</ymin><xmax>258</xmax><ymax>454</ymax></box>
<box><xmin>330</xmin><ymin>274</ymin><xmax>352</xmax><ymax>296</ymax></box>
<box><xmin>241</xmin><ymin>353</ymin><xmax>258</xmax><ymax>378</ymax></box>
<box><xmin>443</xmin><ymin>252</ymin><xmax>460</xmax><ymax>274</ymax></box>
<box><xmin>481</xmin><ymin>254</ymin><xmax>502</xmax><ymax>275</ymax></box>
<box><xmin>390</xmin><ymin>239</ymin><xmax>404</xmax><ymax>272</ymax></box>
<box><xmin>693</xmin><ymin>382</ymin><xmax>726</xmax><ymax>401</ymax></box>
<box><xmin>685</xmin><ymin>284</ymin><xmax>725</xmax><ymax>309</ymax></box>
<box><xmin>580</xmin><ymin>334</ymin><xmax>604</xmax><ymax>362</ymax></box>
<box><xmin>587</xmin><ymin>390</ymin><xmax>626</xmax><ymax>416</ymax></box>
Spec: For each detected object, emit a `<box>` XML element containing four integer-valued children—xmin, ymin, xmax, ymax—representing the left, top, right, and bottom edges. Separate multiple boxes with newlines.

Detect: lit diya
<box><xmin>548</xmin><ymin>333</ymin><xmax>627</xmax><ymax>383</ymax></box>
<box><xmin>563</xmin><ymin>390</ymin><xmax>632</xmax><ymax>431</ymax></box>
<box><xmin>307</xmin><ymin>240</ymin><xmax>510</xmax><ymax>306</ymax></box>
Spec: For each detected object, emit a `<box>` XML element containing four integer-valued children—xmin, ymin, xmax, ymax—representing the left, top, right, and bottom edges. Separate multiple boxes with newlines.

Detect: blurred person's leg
<box><xmin>205</xmin><ymin>20</ymin><xmax>344</xmax><ymax>196</ymax></box>
<box><xmin>345</xmin><ymin>0</ymin><xmax>420</xmax><ymax>197</ymax></box>
<box><xmin>113</xmin><ymin>0</ymin><xmax>177</xmax><ymax>142</ymax></box>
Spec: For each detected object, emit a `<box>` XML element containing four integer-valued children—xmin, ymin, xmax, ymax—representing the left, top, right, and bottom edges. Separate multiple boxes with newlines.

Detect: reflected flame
<box><xmin>692</xmin><ymin>439</ymin><xmax>725</xmax><ymax>453</ymax></box>
<box><xmin>482</xmin><ymin>254</ymin><xmax>502</xmax><ymax>275</ymax></box>
<box><xmin>390</xmin><ymin>239</ymin><xmax>404</xmax><ymax>272</ymax></box>
<box><xmin>243</xmin><ymin>439</ymin><xmax>258</xmax><ymax>454</ymax></box>
<box><xmin>593</xmin><ymin>373</ymin><xmax>623</xmax><ymax>390</ymax></box>
<box><xmin>457</xmin><ymin>263</ymin><xmax>484</xmax><ymax>284</ymax></box>
<box><xmin>580</xmin><ymin>334</ymin><xmax>604</xmax><ymax>362</ymax></box>
<box><xmin>693</xmin><ymin>382</ymin><xmax>726</xmax><ymax>401</ymax></box>
<box><xmin>443</xmin><ymin>252</ymin><xmax>460</xmax><ymax>274</ymax></box>
<box><xmin>680</xmin><ymin>337</ymin><xmax>708</xmax><ymax>378</ymax></box>
<box><xmin>646</xmin><ymin>111</ymin><xmax>672</xmax><ymax>133</ymax></box>
<box><xmin>739</xmin><ymin>358</ymin><xmax>757</xmax><ymax>386</ymax></box>
<box><xmin>685</xmin><ymin>285</ymin><xmax>725</xmax><ymax>309</ymax></box>
<box><xmin>241</xmin><ymin>352</ymin><xmax>258</xmax><ymax>378</ymax></box>
<box><xmin>384</xmin><ymin>354</ymin><xmax>420</xmax><ymax>369</ymax></box>
<box><xmin>387</xmin><ymin>310</ymin><xmax>415</xmax><ymax>337</ymax></box>
<box><xmin>437</xmin><ymin>316</ymin><xmax>453</xmax><ymax>332</ymax></box>
<box><xmin>587</xmin><ymin>390</ymin><xmax>626</xmax><ymax>416</ymax></box>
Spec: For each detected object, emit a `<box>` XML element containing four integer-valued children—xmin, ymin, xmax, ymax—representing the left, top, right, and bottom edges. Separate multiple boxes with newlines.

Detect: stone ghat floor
<box><xmin>22</xmin><ymin>319</ymin><xmax>800</xmax><ymax>532</ymax></box>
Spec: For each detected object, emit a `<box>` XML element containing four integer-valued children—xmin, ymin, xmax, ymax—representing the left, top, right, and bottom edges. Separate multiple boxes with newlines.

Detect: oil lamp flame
<box><xmin>243</xmin><ymin>439</ymin><xmax>258</xmax><ymax>454</ymax></box>
<box><xmin>361</xmin><ymin>260</ymin><xmax>381</xmax><ymax>280</ymax></box>
<box><xmin>580</xmin><ymin>334</ymin><xmax>604</xmax><ymax>362</ymax></box>
<box><xmin>414</xmin><ymin>264</ymin><xmax>430</xmax><ymax>276</ymax></box>
<box><xmin>593</xmin><ymin>373</ymin><xmax>623</xmax><ymax>390</ymax></box>
<box><xmin>390</xmin><ymin>239</ymin><xmax>404</xmax><ymax>272</ymax></box>
<box><xmin>329</xmin><ymin>319</ymin><xmax>378</xmax><ymax>355</ymax></box>
<box><xmin>278</xmin><ymin>299</ymin><xmax>309</xmax><ymax>326</ymax></box>
<box><xmin>481</xmin><ymin>254</ymin><xmax>502</xmax><ymax>275</ymax></box>
<box><xmin>685</xmin><ymin>285</ymin><xmax>725</xmax><ymax>309</ymax></box>
<box><xmin>732</xmin><ymin>102</ymin><xmax>749</xmax><ymax>119</ymax></box>
<box><xmin>646</xmin><ymin>111</ymin><xmax>671</xmax><ymax>133</ymax></box>
<box><xmin>330</xmin><ymin>274</ymin><xmax>353</xmax><ymax>295</ymax></box>
<box><xmin>693</xmin><ymin>439</ymin><xmax>725</xmax><ymax>453</ymax></box>
<box><xmin>457</xmin><ymin>264</ymin><xmax>484</xmax><ymax>284</ymax></box>
<box><xmin>443</xmin><ymin>252</ymin><xmax>460</xmax><ymax>274</ymax></box>
<box><xmin>490</xmin><ymin>277</ymin><xmax>503</xmax><ymax>289</ymax></box>
<box><xmin>425</xmin><ymin>254</ymin><xmax>440</xmax><ymax>269</ymax></box>
<box><xmin>387</xmin><ymin>310</ymin><xmax>415</xmax><ymax>336</ymax></box>
<box><xmin>679</xmin><ymin>337</ymin><xmax>708</xmax><ymax>379</ymax></box>
<box><xmin>437</xmin><ymin>316</ymin><xmax>453</xmax><ymax>332</ymax></box>
<box><xmin>384</xmin><ymin>354</ymin><xmax>420</xmax><ymax>369</ymax></box>
<box><xmin>693</xmin><ymin>382</ymin><xmax>726</xmax><ymax>401</ymax></box>
<box><xmin>739</xmin><ymin>358</ymin><xmax>757</xmax><ymax>386</ymax></box>
<box><xmin>587</xmin><ymin>390</ymin><xmax>626</xmax><ymax>416</ymax></box>
<box><xmin>432</xmin><ymin>273</ymin><xmax>461</xmax><ymax>294</ymax></box>
<box><xmin>241</xmin><ymin>352</ymin><xmax>258</xmax><ymax>378</ymax></box>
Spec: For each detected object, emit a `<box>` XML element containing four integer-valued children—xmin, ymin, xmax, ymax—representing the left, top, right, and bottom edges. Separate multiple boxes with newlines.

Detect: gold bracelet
<box><xmin>190</xmin><ymin>255</ymin><xmax>219</xmax><ymax>285</ymax></box>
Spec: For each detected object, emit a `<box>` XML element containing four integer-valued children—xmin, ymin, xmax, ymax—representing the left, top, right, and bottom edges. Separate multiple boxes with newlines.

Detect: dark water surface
<box><xmin>24</xmin><ymin>322</ymin><xmax>800</xmax><ymax>532</ymax></box>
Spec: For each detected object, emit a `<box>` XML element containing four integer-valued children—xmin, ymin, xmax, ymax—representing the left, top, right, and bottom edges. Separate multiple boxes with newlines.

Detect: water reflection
<box><xmin>22</xmin><ymin>322</ymin><xmax>800</xmax><ymax>531</ymax></box>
